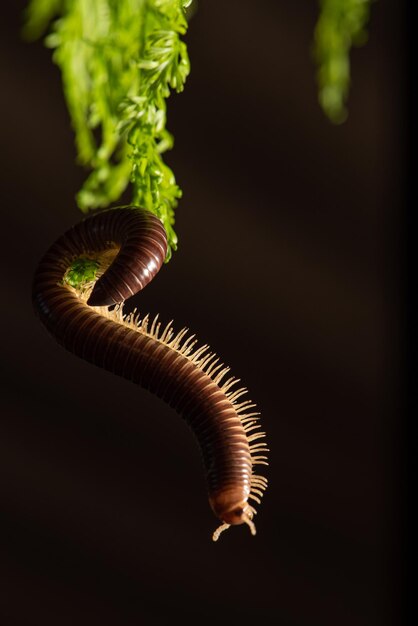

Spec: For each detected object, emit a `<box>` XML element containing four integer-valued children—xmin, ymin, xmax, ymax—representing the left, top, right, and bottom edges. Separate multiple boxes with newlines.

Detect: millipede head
<box><xmin>212</xmin><ymin>505</ymin><xmax>256</xmax><ymax>542</ymax></box>
<box><xmin>210</xmin><ymin>491</ymin><xmax>257</xmax><ymax>541</ymax></box>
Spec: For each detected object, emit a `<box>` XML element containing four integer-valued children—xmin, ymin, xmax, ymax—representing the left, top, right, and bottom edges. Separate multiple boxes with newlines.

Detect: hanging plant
<box><xmin>24</xmin><ymin>0</ymin><xmax>194</xmax><ymax>259</ymax></box>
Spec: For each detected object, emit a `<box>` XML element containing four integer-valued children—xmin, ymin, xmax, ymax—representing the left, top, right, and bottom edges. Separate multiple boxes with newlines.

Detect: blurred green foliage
<box><xmin>314</xmin><ymin>0</ymin><xmax>373</xmax><ymax>123</ymax></box>
<box><xmin>23</xmin><ymin>0</ymin><xmax>193</xmax><ymax>260</ymax></box>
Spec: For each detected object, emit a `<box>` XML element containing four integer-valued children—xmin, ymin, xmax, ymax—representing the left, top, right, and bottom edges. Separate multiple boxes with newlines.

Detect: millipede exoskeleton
<box><xmin>32</xmin><ymin>206</ymin><xmax>269</xmax><ymax>540</ymax></box>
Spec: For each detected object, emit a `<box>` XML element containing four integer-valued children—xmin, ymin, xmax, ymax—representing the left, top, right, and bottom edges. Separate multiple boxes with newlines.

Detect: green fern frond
<box><xmin>24</xmin><ymin>0</ymin><xmax>193</xmax><ymax>259</ymax></box>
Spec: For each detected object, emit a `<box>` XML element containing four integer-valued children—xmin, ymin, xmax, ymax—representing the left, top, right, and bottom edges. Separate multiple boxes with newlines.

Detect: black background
<box><xmin>0</xmin><ymin>2</ymin><xmax>406</xmax><ymax>625</ymax></box>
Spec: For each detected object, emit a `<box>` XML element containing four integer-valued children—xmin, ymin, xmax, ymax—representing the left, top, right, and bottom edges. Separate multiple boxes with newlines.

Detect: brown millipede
<box><xmin>32</xmin><ymin>206</ymin><xmax>268</xmax><ymax>540</ymax></box>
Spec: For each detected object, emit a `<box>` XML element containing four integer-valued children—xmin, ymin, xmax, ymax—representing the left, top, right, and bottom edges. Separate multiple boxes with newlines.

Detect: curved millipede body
<box><xmin>32</xmin><ymin>207</ymin><xmax>268</xmax><ymax>540</ymax></box>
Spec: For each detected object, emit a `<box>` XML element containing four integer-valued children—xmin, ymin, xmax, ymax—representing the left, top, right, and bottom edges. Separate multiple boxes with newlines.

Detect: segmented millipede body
<box><xmin>32</xmin><ymin>207</ymin><xmax>268</xmax><ymax>540</ymax></box>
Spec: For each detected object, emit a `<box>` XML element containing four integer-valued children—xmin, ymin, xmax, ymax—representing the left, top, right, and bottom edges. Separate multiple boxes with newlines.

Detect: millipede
<box><xmin>32</xmin><ymin>206</ymin><xmax>269</xmax><ymax>540</ymax></box>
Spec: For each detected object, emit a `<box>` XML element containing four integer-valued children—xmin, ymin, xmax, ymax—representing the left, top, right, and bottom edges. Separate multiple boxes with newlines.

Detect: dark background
<box><xmin>0</xmin><ymin>1</ymin><xmax>406</xmax><ymax>625</ymax></box>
